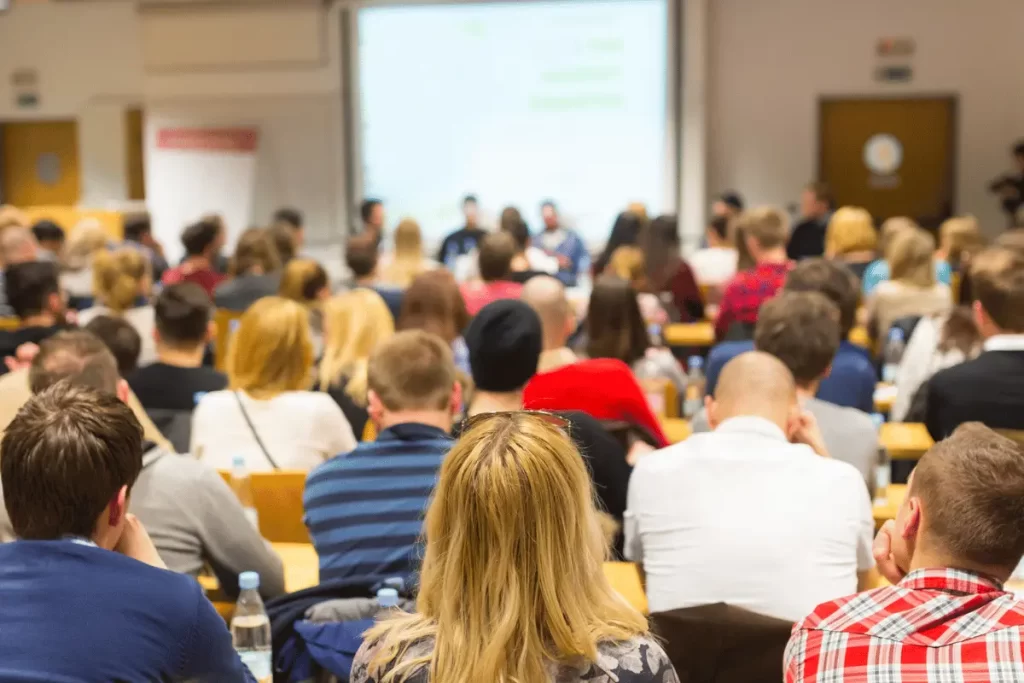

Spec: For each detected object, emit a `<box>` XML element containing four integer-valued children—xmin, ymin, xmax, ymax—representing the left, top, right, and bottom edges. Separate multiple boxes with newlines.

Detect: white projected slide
<box><xmin>356</xmin><ymin>0</ymin><xmax>670</xmax><ymax>245</ymax></box>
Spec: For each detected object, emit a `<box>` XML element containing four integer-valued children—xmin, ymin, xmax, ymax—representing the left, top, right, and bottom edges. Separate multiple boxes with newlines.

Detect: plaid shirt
<box><xmin>785</xmin><ymin>568</ymin><xmax>1024</xmax><ymax>682</ymax></box>
<box><xmin>714</xmin><ymin>261</ymin><xmax>792</xmax><ymax>339</ymax></box>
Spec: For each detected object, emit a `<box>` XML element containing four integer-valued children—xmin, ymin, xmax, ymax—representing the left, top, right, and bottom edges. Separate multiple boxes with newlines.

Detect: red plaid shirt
<box><xmin>785</xmin><ymin>568</ymin><xmax>1024</xmax><ymax>682</ymax></box>
<box><xmin>714</xmin><ymin>261</ymin><xmax>792</xmax><ymax>339</ymax></box>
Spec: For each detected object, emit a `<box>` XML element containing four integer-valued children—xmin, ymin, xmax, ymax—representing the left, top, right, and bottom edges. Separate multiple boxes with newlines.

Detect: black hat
<box><xmin>464</xmin><ymin>299</ymin><xmax>542</xmax><ymax>392</ymax></box>
<box><xmin>719</xmin><ymin>191</ymin><xmax>745</xmax><ymax>212</ymax></box>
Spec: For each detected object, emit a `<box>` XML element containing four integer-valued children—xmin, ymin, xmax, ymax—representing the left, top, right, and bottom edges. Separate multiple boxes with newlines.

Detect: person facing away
<box><xmin>351</xmin><ymin>412</ymin><xmax>679</xmax><ymax>683</ymax></box>
<box><xmin>380</xmin><ymin>218</ymin><xmax>438</xmax><ymax>289</ymax></box>
<box><xmin>704</xmin><ymin>258</ymin><xmax>876</xmax><ymax>413</ymax></box>
<box><xmin>504</xmin><ymin>216</ymin><xmax>551</xmax><ymax>284</ymax></box>
<box><xmin>536</xmin><ymin>200</ymin><xmax>590</xmax><ymax>287</ymax></box>
<box><xmin>30</xmin><ymin>219</ymin><xmax>65</xmax><ymax>263</ymax></box>
<box><xmin>0</xmin><ymin>225</ymin><xmax>40</xmax><ymax>317</ymax></box>
<box><xmin>0</xmin><ymin>381</ymin><xmax>256</xmax><ymax>681</ymax></box>
<box><xmin>824</xmin><ymin>205</ymin><xmax>878</xmax><ymax>282</ymax></box>
<box><xmin>687</xmin><ymin>215</ymin><xmax>738</xmax><ymax>289</ymax></box>
<box><xmin>272</xmin><ymin>206</ymin><xmax>305</xmax><ymax>251</ymax></box>
<box><xmin>127</xmin><ymin>283</ymin><xmax>227</xmax><ymax>453</ymax></box>
<box><xmin>459</xmin><ymin>231</ymin><xmax>524</xmax><ymax>316</ymax></box>
<box><xmin>639</xmin><ymin>215</ymin><xmax>705</xmax><ymax>322</ymax></box>
<box><xmin>437</xmin><ymin>194</ymin><xmax>486</xmax><ymax>270</ymax></box>
<box><xmin>593</xmin><ymin>209</ymin><xmax>644</xmax><ymax>277</ymax></box>
<box><xmin>161</xmin><ymin>217</ymin><xmax>227</xmax><ymax>297</ymax></box>
<box><xmin>625</xmin><ymin>351</ymin><xmax>875</xmax><ymax>622</ymax></box>
<box><xmin>346</xmin><ymin>232</ymin><xmax>405</xmax><ymax>323</ymax></box>
<box><xmin>84</xmin><ymin>315</ymin><xmax>142</xmax><ymax>378</ymax></box>
<box><xmin>78</xmin><ymin>247</ymin><xmax>158</xmax><ymax>366</ymax></box>
<box><xmin>122</xmin><ymin>213</ymin><xmax>168</xmax><ymax>283</ymax></box>
<box><xmin>925</xmin><ymin>246</ymin><xmax>1024</xmax><ymax>439</ymax></box>
<box><xmin>714</xmin><ymin>207</ymin><xmax>794</xmax><ymax>340</ymax></box>
<box><xmin>305</xmin><ymin>330</ymin><xmax>457</xmax><ymax>586</ymax></box>
<box><xmin>786</xmin><ymin>423</ymin><xmax>1024</xmax><ymax>682</ymax></box>
<box><xmin>214</xmin><ymin>227</ymin><xmax>283</xmax><ymax>312</ymax></box>
<box><xmin>0</xmin><ymin>261</ymin><xmax>71</xmax><ymax>375</ymax></box>
<box><xmin>397</xmin><ymin>269</ymin><xmax>472</xmax><ymax>375</ymax></box>
<box><xmin>360</xmin><ymin>198</ymin><xmax>386</xmax><ymax>245</ymax></box>
<box><xmin>191</xmin><ymin>296</ymin><xmax>356</xmax><ymax>472</ymax></box>
<box><xmin>786</xmin><ymin>181</ymin><xmax>833</xmax><ymax>261</ymax></box>
<box><xmin>691</xmin><ymin>292</ymin><xmax>879</xmax><ymax>491</ymax></box>
<box><xmin>520</xmin><ymin>274</ymin><xmax>579</xmax><ymax>373</ymax></box>
<box><xmin>862</xmin><ymin>216</ymin><xmax>953</xmax><ymax>296</ymax></box>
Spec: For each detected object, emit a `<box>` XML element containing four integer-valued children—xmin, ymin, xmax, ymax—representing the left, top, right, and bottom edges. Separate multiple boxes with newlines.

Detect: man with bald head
<box><xmin>520</xmin><ymin>275</ymin><xmax>578</xmax><ymax>372</ymax></box>
<box><xmin>624</xmin><ymin>350</ymin><xmax>875</xmax><ymax>622</ymax></box>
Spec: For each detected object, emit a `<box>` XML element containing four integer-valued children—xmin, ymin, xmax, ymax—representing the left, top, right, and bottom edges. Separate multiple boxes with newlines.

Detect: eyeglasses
<box><xmin>459</xmin><ymin>410</ymin><xmax>569</xmax><ymax>435</ymax></box>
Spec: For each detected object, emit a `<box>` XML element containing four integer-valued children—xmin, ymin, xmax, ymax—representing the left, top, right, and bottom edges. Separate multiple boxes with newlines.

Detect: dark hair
<box><xmin>180</xmin><ymin>219</ymin><xmax>221</xmax><ymax>257</ymax></box>
<box><xmin>399</xmin><ymin>270</ymin><xmax>470</xmax><ymax>344</ymax></box>
<box><xmin>31</xmin><ymin>220</ymin><xmax>64</xmax><ymax>245</ymax></box>
<box><xmin>273</xmin><ymin>207</ymin><xmax>303</xmax><ymax>230</ymax></box>
<box><xmin>595</xmin><ymin>212</ymin><xmax>644</xmax><ymax>275</ymax></box>
<box><xmin>478</xmin><ymin>232</ymin><xmax>516</xmax><ymax>281</ymax></box>
<box><xmin>122</xmin><ymin>214</ymin><xmax>151</xmax><ymax>242</ymax></box>
<box><xmin>708</xmin><ymin>215</ymin><xmax>729</xmax><ymax>241</ymax></box>
<box><xmin>231</xmin><ymin>228</ymin><xmax>280</xmax><ymax>277</ymax></box>
<box><xmin>345</xmin><ymin>233</ymin><xmax>379</xmax><ymax>278</ymax></box>
<box><xmin>805</xmin><ymin>181</ymin><xmax>834</xmax><ymax>209</ymax></box>
<box><xmin>463</xmin><ymin>195</ymin><xmax>478</xmax><ymax>206</ymax></box>
<box><xmin>937</xmin><ymin>306</ymin><xmax>983</xmax><ymax>357</ymax></box>
<box><xmin>540</xmin><ymin>200</ymin><xmax>557</xmax><ymax>212</ymax></box>
<box><xmin>784</xmin><ymin>258</ymin><xmax>859</xmax><ymax>338</ymax></box>
<box><xmin>504</xmin><ymin>219</ymin><xmax>531</xmax><ymax>252</ymax></box>
<box><xmin>5</xmin><ymin>261</ymin><xmax>60</xmax><ymax>319</ymax></box>
<box><xmin>84</xmin><ymin>316</ymin><xmax>142</xmax><ymax>377</ymax></box>
<box><xmin>585</xmin><ymin>276</ymin><xmax>649</xmax><ymax>366</ymax></box>
<box><xmin>1013</xmin><ymin>141</ymin><xmax>1024</xmax><ymax>158</ymax></box>
<box><xmin>719</xmin><ymin>191</ymin><xmax>744</xmax><ymax>212</ymax></box>
<box><xmin>1</xmin><ymin>382</ymin><xmax>143</xmax><ymax>540</ymax></box>
<box><xmin>754</xmin><ymin>292</ymin><xmax>840</xmax><ymax>385</ymax></box>
<box><xmin>29</xmin><ymin>330</ymin><xmax>120</xmax><ymax>395</ymax></box>
<box><xmin>268</xmin><ymin>223</ymin><xmax>296</xmax><ymax>264</ymax></box>
<box><xmin>154</xmin><ymin>283</ymin><xmax>212</xmax><ymax>349</ymax></box>
<box><xmin>642</xmin><ymin>215</ymin><xmax>682</xmax><ymax>292</ymax></box>
<box><xmin>499</xmin><ymin>206</ymin><xmax>524</xmax><ymax>233</ymax></box>
<box><xmin>361</xmin><ymin>198</ymin><xmax>383</xmax><ymax>223</ymax></box>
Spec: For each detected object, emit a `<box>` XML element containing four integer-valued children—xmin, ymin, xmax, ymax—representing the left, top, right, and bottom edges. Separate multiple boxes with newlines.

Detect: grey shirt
<box><xmin>213</xmin><ymin>273</ymin><xmax>282</xmax><ymax>312</ymax></box>
<box><xmin>689</xmin><ymin>396</ymin><xmax>878</xmax><ymax>494</ymax></box>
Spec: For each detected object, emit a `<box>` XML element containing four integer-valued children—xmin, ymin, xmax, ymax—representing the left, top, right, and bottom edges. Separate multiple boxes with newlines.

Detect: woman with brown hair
<box><xmin>379</xmin><ymin>218</ymin><xmax>437</xmax><ymax>288</ymax></box>
<box><xmin>398</xmin><ymin>270</ymin><xmax>471</xmax><ymax>374</ymax></box>
<box><xmin>213</xmin><ymin>227</ymin><xmax>282</xmax><ymax>311</ymax></box>
<box><xmin>640</xmin><ymin>215</ymin><xmax>704</xmax><ymax>322</ymax></box>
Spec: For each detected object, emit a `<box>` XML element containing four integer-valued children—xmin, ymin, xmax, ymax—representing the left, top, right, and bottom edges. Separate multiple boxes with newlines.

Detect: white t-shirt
<box><xmin>77</xmin><ymin>305</ymin><xmax>158</xmax><ymax>368</ymax></box>
<box><xmin>687</xmin><ymin>247</ymin><xmax>738</xmax><ymax>287</ymax></box>
<box><xmin>190</xmin><ymin>390</ymin><xmax>357</xmax><ymax>472</ymax></box>
<box><xmin>624</xmin><ymin>415</ymin><xmax>874</xmax><ymax>622</ymax></box>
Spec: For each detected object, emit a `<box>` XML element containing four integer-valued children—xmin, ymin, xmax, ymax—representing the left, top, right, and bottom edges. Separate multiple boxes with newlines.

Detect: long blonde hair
<box><xmin>318</xmin><ymin>290</ymin><xmax>395</xmax><ymax>404</ymax></box>
<box><xmin>889</xmin><ymin>228</ymin><xmax>937</xmax><ymax>288</ymax></box>
<box><xmin>382</xmin><ymin>218</ymin><xmax>430</xmax><ymax>288</ymax></box>
<box><xmin>825</xmin><ymin>206</ymin><xmax>877</xmax><ymax>257</ymax></box>
<box><xmin>92</xmin><ymin>248</ymin><xmax>150</xmax><ymax>312</ymax></box>
<box><xmin>939</xmin><ymin>215</ymin><xmax>983</xmax><ymax>270</ymax></box>
<box><xmin>364</xmin><ymin>413</ymin><xmax>649</xmax><ymax>683</ymax></box>
<box><xmin>227</xmin><ymin>296</ymin><xmax>313</xmax><ymax>399</ymax></box>
<box><xmin>279</xmin><ymin>259</ymin><xmax>329</xmax><ymax>304</ymax></box>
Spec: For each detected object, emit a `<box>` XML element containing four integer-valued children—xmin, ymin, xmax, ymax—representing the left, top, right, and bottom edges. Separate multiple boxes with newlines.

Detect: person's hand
<box><xmin>873</xmin><ymin>520</ymin><xmax>906</xmax><ymax>585</ymax></box>
<box><xmin>790</xmin><ymin>409</ymin><xmax>830</xmax><ymax>457</ymax></box>
<box><xmin>626</xmin><ymin>440</ymin><xmax>656</xmax><ymax>466</ymax></box>
<box><xmin>4</xmin><ymin>342</ymin><xmax>39</xmax><ymax>373</ymax></box>
<box><xmin>556</xmin><ymin>253</ymin><xmax>572</xmax><ymax>269</ymax></box>
<box><xmin>114</xmin><ymin>514</ymin><xmax>166</xmax><ymax>569</ymax></box>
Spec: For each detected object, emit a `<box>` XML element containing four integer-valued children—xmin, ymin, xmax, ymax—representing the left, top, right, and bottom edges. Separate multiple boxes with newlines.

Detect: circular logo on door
<box><xmin>863</xmin><ymin>134</ymin><xmax>903</xmax><ymax>176</ymax></box>
<box><xmin>35</xmin><ymin>153</ymin><xmax>61</xmax><ymax>185</ymax></box>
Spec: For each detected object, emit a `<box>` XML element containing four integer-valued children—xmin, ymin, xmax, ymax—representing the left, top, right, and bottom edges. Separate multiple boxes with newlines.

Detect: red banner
<box><xmin>156</xmin><ymin>127</ymin><xmax>259</xmax><ymax>152</ymax></box>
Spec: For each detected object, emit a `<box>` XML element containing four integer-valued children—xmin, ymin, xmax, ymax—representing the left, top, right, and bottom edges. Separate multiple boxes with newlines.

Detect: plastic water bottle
<box><xmin>229</xmin><ymin>455</ymin><xmax>259</xmax><ymax>529</ymax></box>
<box><xmin>647</xmin><ymin>323</ymin><xmax>663</xmax><ymax>347</ymax></box>
<box><xmin>881</xmin><ymin>328</ymin><xmax>905</xmax><ymax>384</ymax></box>
<box><xmin>683</xmin><ymin>356</ymin><xmax>705</xmax><ymax>419</ymax></box>
<box><xmin>871</xmin><ymin>413</ymin><xmax>891</xmax><ymax>505</ymax></box>
<box><xmin>376</xmin><ymin>587</ymin><xmax>400</xmax><ymax>617</ymax></box>
<box><xmin>231</xmin><ymin>571</ymin><xmax>272</xmax><ymax>683</ymax></box>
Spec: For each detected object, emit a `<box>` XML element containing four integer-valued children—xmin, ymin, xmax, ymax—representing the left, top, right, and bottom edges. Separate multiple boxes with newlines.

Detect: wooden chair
<box><xmin>362</xmin><ymin>421</ymin><xmax>377</xmax><ymax>442</ymax></box>
<box><xmin>213</xmin><ymin>309</ymin><xmax>243</xmax><ymax>372</ymax></box>
<box><xmin>0</xmin><ymin>318</ymin><xmax>19</xmax><ymax>332</ymax></box>
<box><xmin>639</xmin><ymin>377</ymin><xmax>679</xmax><ymax>418</ymax></box>
<box><xmin>951</xmin><ymin>271</ymin><xmax>962</xmax><ymax>305</ymax></box>
<box><xmin>219</xmin><ymin>470</ymin><xmax>310</xmax><ymax>544</ymax></box>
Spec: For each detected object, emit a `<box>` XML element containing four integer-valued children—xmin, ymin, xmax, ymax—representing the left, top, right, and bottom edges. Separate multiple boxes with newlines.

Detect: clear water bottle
<box><xmin>231</xmin><ymin>571</ymin><xmax>272</xmax><ymax>683</ymax></box>
<box><xmin>881</xmin><ymin>328</ymin><xmax>905</xmax><ymax>384</ymax></box>
<box><xmin>229</xmin><ymin>455</ymin><xmax>258</xmax><ymax>529</ymax></box>
<box><xmin>647</xmin><ymin>323</ymin><xmax>663</xmax><ymax>347</ymax></box>
<box><xmin>376</xmin><ymin>587</ymin><xmax>400</xmax><ymax>617</ymax></box>
<box><xmin>871</xmin><ymin>412</ymin><xmax>891</xmax><ymax>505</ymax></box>
<box><xmin>683</xmin><ymin>356</ymin><xmax>705</xmax><ymax>419</ymax></box>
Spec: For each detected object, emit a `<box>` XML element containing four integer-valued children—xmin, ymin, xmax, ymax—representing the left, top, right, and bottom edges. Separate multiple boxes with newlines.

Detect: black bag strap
<box><xmin>233</xmin><ymin>391</ymin><xmax>280</xmax><ymax>470</ymax></box>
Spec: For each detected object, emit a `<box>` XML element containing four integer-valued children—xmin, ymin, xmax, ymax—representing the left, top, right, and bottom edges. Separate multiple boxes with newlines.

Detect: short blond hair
<box><xmin>367</xmin><ymin>330</ymin><xmax>456</xmax><ymax>412</ymax></box>
<box><xmin>735</xmin><ymin>207</ymin><xmax>789</xmax><ymax>250</ymax></box>
<box><xmin>826</xmin><ymin>207</ymin><xmax>877</xmax><ymax>256</ymax></box>
<box><xmin>64</xmin><ymin>220</ymin><xmax>109</xmax><ymax>271</ymax></box>
<box><xmin>227</xmin><ymin>296</ymin><xmax>313</xmax><ymax>399</ymax></box>
<box><xmin>878</xmin><ymin>216</ymin><xmax>918</xmax><ymax>255</ymax></box>
<box><xmin>92</xmin><ymin>248</ymin><xmax>150</xmax><ymax>312</ymax></box>
<box><xmin>971</xmin><ymin>246</ymin><xmax>1024</xmax><ymax>332</ymax></box>
<box><xmin>889</xmin><ymin>228</ymin><xmax>937</xmax><ymax>287</ymax></box>
<box><xmin>939</xmin><ymin>215</ymin><xmax>983</xmax><ymax>270</ymax></box>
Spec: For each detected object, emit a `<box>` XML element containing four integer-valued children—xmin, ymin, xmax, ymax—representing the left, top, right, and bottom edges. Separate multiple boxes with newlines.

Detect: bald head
<box><xmin>0</xmin><ymin>227</ymin><xmax>38</xmax><ymax>266</ymax></box>
<box><xmin>709</xmin><ymin>351</ymin><xmax>797</xmax><ymax>429</ymax></box>
<box><xmin>521</xmin><ymin>275</ymin><xmax>572</xmax><ymax>349</ymax></box>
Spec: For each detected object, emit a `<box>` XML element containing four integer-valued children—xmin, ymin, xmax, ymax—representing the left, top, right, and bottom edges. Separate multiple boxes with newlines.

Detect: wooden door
<box><xmin>125</xmin><ymin>108</ymin><xmax>146</xmax><ymax>201</ymax></box>
<box><xmin>819</xmin><ymin>97</ymin><xmax>956</xmax><ymax>222</ymax></box>
<box><xmin>0</xmin><ymin>121</ymin><xmax>80</xmax><ymax>206</ymax></box>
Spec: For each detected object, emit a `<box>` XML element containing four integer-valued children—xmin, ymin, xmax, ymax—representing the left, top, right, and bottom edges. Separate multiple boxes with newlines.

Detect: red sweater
<box><xmin>523</xmin><ymin>358</ymin><xmax>669</xmax><ymax>447</ymax></box>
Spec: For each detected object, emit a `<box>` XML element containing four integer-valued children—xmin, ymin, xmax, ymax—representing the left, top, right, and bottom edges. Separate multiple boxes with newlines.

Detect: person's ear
<box><xmin>205</xmin><ymin>320</ymin><xmax>216</xmax><ymax>344</ymax></box>
<box><xmin>107</xmin><ymin>485</ymin><xmax>129</xmax><ymax>530</ymax></box>
<box><xmin>47</xmin><ymin>291</ymin><xmax>62</xmax><ymax>314</ymax></box>
<box><xmin>449</xmin><ymin>381</ymin><xmax>463</xmax><ymax>417</ymax></box>
<box><xmin>367</xmin><ymin>389</ymin><xmax>384</xmax><ymax>426</ymax></box>
<box><xmin>705</xmin><ymin>395</ymin><xmax>718</xmax><ymax>429</ymax></box>
<box><xmin>116</xmin><ymin>379</ymin><xmax>131</xmax><ymax>404</ymax></box>
<box><xmin>821</xmin><ymin>362</ymin><xmax>833</xmax><ymax>380</ymax></box>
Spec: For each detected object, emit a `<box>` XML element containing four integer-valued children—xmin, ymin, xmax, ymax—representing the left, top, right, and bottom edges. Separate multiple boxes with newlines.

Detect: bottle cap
<box><xmin>688</xmin><ymin>356</ymin><xmax>704</xmax><ymax>368</ymax></box>
<box><xmin>232</xmin><ymin>454</ymin><xmax>246</xmax><ymax>468</ymax></box>
<box><xmin>239</xmin><ymin>571</ymin><xmax>260</xmax><ymax>590</ymax></box>
<box><xmin>888</xmin><ymin>328</ymin><xmax>905</xmax><ymax>341</ymax></box>
<box><xmin>870</xmin><ymin>413</ymin><xmax>885</xmax><ymax>430</ymax></box>
<box><xmin>376</xmin><ymin>587</ymin><xmax>399</xmax><ymax>608</ymax></box>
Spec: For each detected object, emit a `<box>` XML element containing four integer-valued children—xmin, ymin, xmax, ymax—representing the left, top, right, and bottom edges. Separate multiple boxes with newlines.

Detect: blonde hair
<box><xmin>735</xmin><ymin>207</ymin><xmax>789</xmax><ymax>250</ymax></box>
<box><xmin>607</xmin><ymin>246</ymin><xmax>648</xmax><ymax>291</ymax></box>
<box><xmin>382</xmin><ymin>218</ymin><xmax>430</xmax><ymax>288</ymax></box>
<box><xmin>878</xmin><ymin>216</ymin><xmax>918</xmax><ymax>256</ymax></box>
<box><xmin>939</xmin><ymin>215</ymin><xmax>983</xmax><ymax>270</ymax></box>
<box><xmin>92</xmin><ymin>248</ymin><xmax>150</xmax><ymax>313</ymax></box>
<box><xmin>364</xmin><ymin>413</ymin><xmax>648</xmax><ymax>683</ymax></box>
<box><xmin>64</xmin><ymin>220</ymin><xmax>109</xmax><ymax>271</ymax></box>
<box><xmin>889</xmin><ymin>228</ymin><xmax>937</xmax><ymax>287</ymax></box>
<box><xmin>227</xmin><ymin>296</ymin><xmax>313</xmax><ymax>399</ymax></box>
<box><xmin>826</xmin><ymin>207</ymin><xmax>877</xmax><ymax>256</ymax></box>
<box><xmin>279</xmin><ymin>259</ymin><xmax>328</xmax><ymax>303</ymax></box>
<box><xmin>318</xmin><ymin>289</ymin><xmax>395</xmax><ymax>404</ymax></box>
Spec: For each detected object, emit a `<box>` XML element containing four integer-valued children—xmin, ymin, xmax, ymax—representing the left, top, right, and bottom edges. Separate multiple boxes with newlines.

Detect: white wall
<box><xmin>707</xmin><ymin>0</ymin><xmax>1024</xmax><ymax>235</ymax></box>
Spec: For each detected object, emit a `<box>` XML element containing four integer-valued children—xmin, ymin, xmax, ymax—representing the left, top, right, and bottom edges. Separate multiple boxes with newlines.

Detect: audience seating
<box><xmin>873</xmin><ymin>484</ymin><xmax>907</xmax><ymax>528</ymax></box>
<box><xmin>879</xmin><ymin>423</ymin><xmax>933</xmax><ymax>459</ymax></box>
<box><xmin>660</xmin><ymin>417</ymin><xmax>692</xmax><ymax>444</ymax></box>
<box><xmin>0</xmin><ymin>319</ymin><xmax>19</xmax><ymax>332</ymax></box>
<box><xmin>218</xmin><ymin>470</ymin><xmax>310</xmax><ymax>543</ymax></box>
<box><xmin>213</xmin><ymin>309</ymin><xmax>243</xmax><ymax>371</ymax></box>
<box><xmin>20</xmin><ymin>206</ymin><xmax>124</xmax><ymax>241</ymax></box>
<box><xmin>664</xmin><ymin>322</ymin><xmax>715</xmax><ymax>347</ymax></box>
<box><xmin>640</xmin><ymin>377</ymin><xmax>679</xmax><ymax>418</ymax></box>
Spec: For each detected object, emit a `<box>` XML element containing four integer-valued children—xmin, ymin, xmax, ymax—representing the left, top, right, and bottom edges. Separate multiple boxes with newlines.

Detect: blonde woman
<box><xmin>862</xmin><ymin>217</ymin><xmax>952</xmax><ymax>295</ymax></box>
<box><xmin>279</xmin><ymin>258</ymin><xmax>331</xmax><ymax>356</ymax></box>
<box><xmin>379</xmin><ymin>218</ymin><xmax>437</xmax><ymax>288</ymax></box>
<box><xmin>867</xmin><ymin>228</ymin><xmax>953</xmax><ymax>340</ymax></box>
<box><xmin>316</xmin><ymin>289</ymin><xmax>395</xmax><ymax>439</ymax></box>
<box><xmin>352</xmin><ymin>413</ymin><xmax>678</xmax><ymax>683</ymax></box>
<box><xmin>60</xmin><ymin>219</ymin><xmax>110</xmax><ymax>302</ymax></box>
<box><xmin>937</xmin><ymin>215</ymin><xmax>984</xmax><ymax>274</ymax></box>
<box><xmin>824</xmin><ymin>206</ymin><xmax>878</xmax><ymax>281</ymax></box>
<box><xmin>190</xmin><ymin>297</ymin><xmax>356</xmax><ymax>471</ymax></box>
<box><xmin>78</xmin><ymin>248</ymin><xmax>157</xmax><ymax>366</ymax></box>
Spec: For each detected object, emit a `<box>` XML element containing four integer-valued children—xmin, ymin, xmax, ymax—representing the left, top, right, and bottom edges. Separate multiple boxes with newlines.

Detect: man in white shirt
<box><xmin>625</xmin><ymin>350</ymin><xmax>875</xmax><ymax>622</ymax></box>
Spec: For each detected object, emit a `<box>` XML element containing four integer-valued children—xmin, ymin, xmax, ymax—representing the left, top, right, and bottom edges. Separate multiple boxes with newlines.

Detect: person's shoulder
<box><xmin>590</xmin><ymin>635</ymin><xmax>676</xmax><ymax>681</ymax></box>
<box><xmin>193</xmin><ymin>389</ymin><xmax>233</xmax><ymax>413</ymax></box>
<box><xmin>929</xmin><ymin>353</ymin><xmax>988</xmax><ymax>389</ymax></box>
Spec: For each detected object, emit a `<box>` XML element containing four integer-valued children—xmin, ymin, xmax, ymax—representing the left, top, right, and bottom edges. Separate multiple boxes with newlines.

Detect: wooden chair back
<box><xmin>213</xmin><ymin>309</ymin><xmax>243</xmax><ymax>372</ymax></box>
<box><xmin>0</xmin><ymin>318</ymin><xmax>20</xmax><ymax>332</ymax></box>
<box><xmin>639</xmin><ymin>377</ymin><xmax>679</xmax><ymax>418</ymax></box>
<box><xmin>219</xmin><ymin>469</ymin><xmax>310</xmax><ymax>544</ymax></box>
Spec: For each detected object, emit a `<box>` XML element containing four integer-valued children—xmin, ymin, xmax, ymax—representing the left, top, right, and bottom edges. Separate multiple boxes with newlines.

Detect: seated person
<box><xmin>346</xmin><ymin>233</ymin><xmax>404</xmax><ymax>323</ymax></box>
<box><xmin>786</xmin><ymin>182</ymin><xmax>832</xmax><ymax>262</ymax></box>
<box><xmin>926</xmin><ymin>246</ymin><xmax>1024</xmax><ymax>439</ymax></box>
<box><xmin>0</xmin><ymin>381</ymin><xmax>254</xmax><ymax>680</ymax></box>
<box><xmin>127</xmin><ymin>284</ymin><xmax>227</xmax><ymax>453</ymax></box>
<box><xmin>78</xmin><ymin>248</ymin><xmax>157</xmax><ymax>366</ymax></box>
<box><xmin>504</xmin><ymin>217</ymin><xmax>550</xmax><ymax>284</ymax></box>
<box><xmin>625</xmin><ymin>351</ymin><xmax>874</xmax><ymax>621</ymax></box>
<box><xmin>304</xmin><ymin>330</ymin><xmax>457</xmax><ymax>585</ymax></box>
<box><xmin>705</xmin><ymin>258</ymin><xmax>875</xmax><ymax>413</ymax></box>
<box><xmin>123</xmin><ymin>213</ymin><xmax>168</xmax><ymax>283</ymax></box>
<box><xmin>691</xmin><ymin>292</ymin><xmax>878</xmax><ymax>491</ymax></box>
<box><xmin>398</xmin><ymin>270</ymin><xmax>471</xmax><ymax>375</ymax></box>
<box><xmin>0</xmin><ymin>330</ymin><xmax>283</xmax><ymax>599</ymax></box>
<box><xmin>521</xmin><ymin>275</ymin><xmax>579</xmax><ymax>373</ymax></box>
<box><xmin>84</xmin><ymin>315</ymin><xmax>142</xmax><ymax>377</ymax></box>
<box><xmin>786</xmin><ymin>424</ymin><xmax>1024</xmax><ymax>682</ymax></box>
<box><xmin>460</xmin><ymin>231</ymin><xmax>524</xmax><ymax>316</ymax></box>
<box><xmin>0</xmin><ymin>261</ymin><xmax>70</xmax><ymax>374</ymax></box>
<box><xmin>862</xmin><ymin>217</ymin><xmax>952</xmax><ymax>296</ymax></box>
<box><xmin>687</xmin><ymin>215</ymin><xmax>738</xmax><ymax>288</ymax></box>
<box><xmin>641</xmin><ymin>215</ymin><xmax>705</xmax><ymax>322</ymax></box>
<box><xmin>437</xmin><ymin>195</ymin><xmax>486</xmax><ymax>270</ymax></box>
<box><xmin>31</xmin><ymin>219</ymin><xmax>65</xmax><ymax>262</ymax></box>
<box><xmin>379</xmin><ymin>218</ymin><xmax>438</xmax><ymax>288</ymax></box>
<box><xmin>272</xmin><ymin>206</ymin><xmax>305</xmax><ymax>251</ymax></box>
<box><xmin>0</xmin><ymin>225</ymin><xmax>40</xmax><ymax>317</ymax></box>
<box><xmin>824</xmin><ymin>206</ymin><xmax>878</xmax><ymax>281</ymax></box>
<box><xmin>214</xmin><ymin>227</ymin><xmax>282</xmax><ymax>312</ymax></box>
<box><xmin>714</xmin><ymin>207</ymin><xmax>793</xmax><ymax>339</ymax></box>
<box><xmin>161</xmin><ymin>218</ymin><xmax>226</xmax><ymax>297</ymax></box>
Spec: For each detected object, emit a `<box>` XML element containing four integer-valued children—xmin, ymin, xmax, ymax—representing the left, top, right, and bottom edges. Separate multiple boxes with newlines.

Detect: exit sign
<box><xmin>877</xmin><ymin>37</ymin><xmax>916</xmax><ymax>57</ymax></box>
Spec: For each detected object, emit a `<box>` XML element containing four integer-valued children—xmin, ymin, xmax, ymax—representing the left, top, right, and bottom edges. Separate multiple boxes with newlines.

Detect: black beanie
<box><xmin>464</xmin><ymin>299</ymin><xmax>543</xmax><ymax>392</ymax></box>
